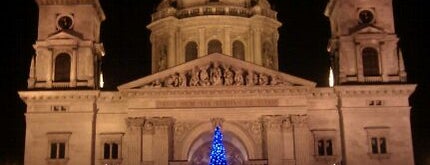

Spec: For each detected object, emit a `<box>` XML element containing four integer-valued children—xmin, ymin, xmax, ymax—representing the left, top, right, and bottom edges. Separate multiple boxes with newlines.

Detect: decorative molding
<box><xmin>211</xmin><ymin>118</ymin><xmax>225</xmax><ymax>127</ymax></box>
<box><xmin>174</xmin><ymin>122</ymin><xmax>202</xmax><ymax>142</ymax></box>
<box><xmin>234</xmin><ymin>120</ymin><xmax>263</xmax><ymax>145</ymax></box>
<box><xmin>121</xmin><ymin>86</ymin><xmax>312</xmax><ymax>98</ymax></box>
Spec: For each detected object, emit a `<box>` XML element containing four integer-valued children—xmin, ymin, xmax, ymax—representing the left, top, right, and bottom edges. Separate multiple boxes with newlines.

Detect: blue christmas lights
<box><xmin>208</xmin><ymin>126</ymin><xmax>228</xmax><ymax>165</ymax></box>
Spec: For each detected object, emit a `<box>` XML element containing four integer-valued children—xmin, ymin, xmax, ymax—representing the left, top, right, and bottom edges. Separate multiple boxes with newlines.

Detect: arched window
<box><xmin>208</xmin><ymin>40</ymin><xmax>222</xmax><ymax>54</ymax></box>
<box><xmin>209</xmin><ymin>0</ymin><xmax>219</xmax><ymax>2</ymax></box>
<box><xmin>362</xmin><ymin>47</ymin><xmax>380</xmax><ymax>76</ymax></box>
<box><xmin>54</xmin><ymin>53</ymin><xmax>71</xmax><ymax>82</ymax></box>
<box><xmin>232</xmin><ymin>41</ymin><xmax>245</xmax><ymax>60</ymax></box>
<box><xmin>185</xmin><ymin>42</ymin><xmax>198</xmax><ymax>62</ymax></box>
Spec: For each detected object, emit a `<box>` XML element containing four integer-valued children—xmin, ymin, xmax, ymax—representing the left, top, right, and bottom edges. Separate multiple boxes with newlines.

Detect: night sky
<box><xmin>7</xmin><ymin>0</ymin><xmax>430</xmax><ymax>164</ymax></box>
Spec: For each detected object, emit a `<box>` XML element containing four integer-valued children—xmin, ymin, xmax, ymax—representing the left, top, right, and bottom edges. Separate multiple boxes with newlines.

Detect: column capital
<box><xmin>290</xmin><ymin>115</ymin><xmax>308</xmax><ymax>127</ymax></box>
<box><xmin>262</xmin><ymin>115</ymin><xmax>287</xmax><ymax>129</ymax></box>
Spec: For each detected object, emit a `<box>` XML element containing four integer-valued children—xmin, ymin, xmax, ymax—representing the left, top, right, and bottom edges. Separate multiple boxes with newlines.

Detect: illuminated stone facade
<box><xmin>19</xmin><ymin>0</ymin><xmax>415</xmax><ymax>165</ymax></box>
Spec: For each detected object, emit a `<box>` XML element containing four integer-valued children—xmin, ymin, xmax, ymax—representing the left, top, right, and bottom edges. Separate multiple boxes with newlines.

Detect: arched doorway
<box><xmin>190</xmin><ymin>141</ymin><xmax>245</xmax><ymax>165</ymax></box>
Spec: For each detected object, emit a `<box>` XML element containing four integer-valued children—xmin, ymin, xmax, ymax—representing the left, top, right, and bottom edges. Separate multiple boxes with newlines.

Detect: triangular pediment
<box><xmin>47</xmin><ymin>30</ymin><xmax>84</xmax><ymax>41</ymax></box>
<box><xmin>350</xmin><ymin>24</ymin><xmax>386</xmax><ymax>35</ymax></box>
<box><xmin>118</xmin><ymin>53</ymin><xmax>316</xmax><ymax>90</ymax></box>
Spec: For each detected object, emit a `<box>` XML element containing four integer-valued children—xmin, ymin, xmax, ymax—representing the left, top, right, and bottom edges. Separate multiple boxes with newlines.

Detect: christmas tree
<box><xmin>209</xmin><ymin>126</ymin><xmax>228</xmax><ymax>165</ymax></box>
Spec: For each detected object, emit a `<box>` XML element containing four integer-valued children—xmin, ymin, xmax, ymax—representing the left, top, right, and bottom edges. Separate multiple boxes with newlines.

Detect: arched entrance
<box><xmin>190</xmin><ymin>141</ymin><xmax>245</xmax><ymax>165</ymax></box>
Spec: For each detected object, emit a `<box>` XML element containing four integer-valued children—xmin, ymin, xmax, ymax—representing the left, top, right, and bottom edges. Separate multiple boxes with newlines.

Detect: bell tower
<box><xmin>325</xmin><ymin>0</ymin><xmax>407</xmax><ymax>84</ymax></box>
<box><xmin>28</xmin><ymin>0</ymin><xmax>105</xmax><ymax>89</ymax></box>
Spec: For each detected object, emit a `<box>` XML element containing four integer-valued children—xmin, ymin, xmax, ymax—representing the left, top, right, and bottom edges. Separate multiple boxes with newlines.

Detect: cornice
<box><xmin>334</xmin><ymin>84</ymin><xmax>416</xmax><ymax>97</ymax></box>
<box><xmin>120</xmin><ymin>86</ymin><xmax>313</xmax><ymax>98</ymax></box>
<box><xmin>308</xmin><ymin>88</ymin><xmax>337</xmax><ymax>98</ymax></box>
<box><xmin>18</xmin><ymin>90</ymin><xmax>99</xmax><ymax>102</ymax></box>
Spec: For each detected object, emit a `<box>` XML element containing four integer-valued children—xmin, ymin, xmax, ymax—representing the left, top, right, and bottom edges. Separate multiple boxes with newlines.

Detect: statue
<box><xmin>246</xmin><ymin>72</ymin><xmax>255</xmax><ymax>86</ymax></box>
<box><xmin>224</xmin><ymin>67</ymin><xmax>234</xmax><ymax>86</ymax></box>
<box><xmin>234</xmin><ymin>70</ymin><xmax>244</xmax><ymax>86</ymax></box>
<box><xmin>253</xmin><ymin>73</ymin><xmax>259</xmax><ymax>85</ymax></box>
<box><xmin>178</xmin><ymin>73</ymin><xmax>187</xmax><ymax>87</ymax></box>
<box><xmin>258</xmin><ymin>73</ymin><xmax>268</xmax><ymax>85</ymax></box>
<box><xmin>210</xmin><ymin>63</ymin><xmax>223</xmax><ymax>86</ymax></box>
<box><xmin>190</xmin><ymin>69</ymin><xmax>200</xmax><ymax>86</ymax></box>
<box><xmin>199</xmin><ymin>67</ymin><xmax>211</xmax><ymax>86</ymax></box>
<box><xmin>152</xmin><ymin>79</ymin><xmax>162</xmax><ymax>87</ymax></box>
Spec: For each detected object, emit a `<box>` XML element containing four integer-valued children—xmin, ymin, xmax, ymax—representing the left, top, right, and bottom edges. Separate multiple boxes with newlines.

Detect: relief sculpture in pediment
<box><xmin>142</xmin><ymin>62</ymin><xmax>293</xmax><ymax>88</ymax></box>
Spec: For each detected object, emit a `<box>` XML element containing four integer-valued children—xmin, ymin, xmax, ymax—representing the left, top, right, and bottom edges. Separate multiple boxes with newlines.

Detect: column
<box><xmin>253</xmin><ymin>28</ymin><xmax>262</xmax><ymax>65</ymax></box>
<box><xmin>262</xmin><ymin>116</ymin><xmax>284</xmax><ymax>164</ymax></box>
<box><xmin>355</xmin><ymin>44</ymin><xmax>364</xmax><ymax>82</ymax></box>
<box><xmin>150</xmin><ymin>117</ymin><xmax>174</xmax><ymax>165</ymax></box>
<box><xmin>70</xmin><ymin>49</ymin><xmax>77</xmax><ymax>87</ymax></box>
<box><xmin>142</xmin><ymin>120</ymin><xmax>155</xmax><ymax>165</ymax></box>
<box><xmin>379</xmin><ymin>42</ymin><xmax>388</xmax><ymax>82</ymax></box>
<box><xmin>282</xmin><ymin>117</ymin><xmax>295</xmax><ymax>165</ymax></box>
<box><xmin>125</xmin><ymin>118</ymin><xmax>144</xmax><ymax>165</ymax></box>
<box><xmin>151</xmin><ymin>36</ymin><xmax>157</xmax><ymax>73</ymax></box>
<box><xmin>291</xmin><ymin>115</ymin><xmax>311</xmax><ymax>165</ymax></box>
<box><xmin>46</xmin><ymin>48</ymin><xmax>53</xmax><ymax>88</ymax></box>
<box><xmin>198</xmin><ymin>28</ymin><xmax>206</xmax><ymax>57</ymax></box>
<box><xmin>224</xmin><ymin>27</ymin><xmax>231</xmax><ymax>56</ymax></box>
<box><xmin>168</xmin><ymin>30</ymin><xmax>176</xmax><ymax>68</ymax></box>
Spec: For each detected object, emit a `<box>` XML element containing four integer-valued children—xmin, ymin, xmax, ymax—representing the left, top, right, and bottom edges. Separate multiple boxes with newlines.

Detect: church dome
<box><xmin>152</xmin><ymin>0</ymin><xmax>274</xmax><ymax>21</ymax></box>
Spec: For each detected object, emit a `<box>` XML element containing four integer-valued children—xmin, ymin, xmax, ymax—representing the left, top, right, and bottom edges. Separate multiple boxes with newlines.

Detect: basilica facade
<box><xmin>19</xmin><ymin>0</ymin><xmax>415</xmax><ymax>165</ymax></box>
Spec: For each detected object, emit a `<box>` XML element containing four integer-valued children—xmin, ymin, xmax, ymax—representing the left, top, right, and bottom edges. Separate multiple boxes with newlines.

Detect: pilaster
<box><xmin>282</xmin><ymin>117</ymin><xmax>295</xmax><ymax>165</ymax></box>
<box><xmin>291</xmin><ymin>115</ymin><xmax>311</xmax><ymax>165</ymax></box>
<box><xmin>125</xmin><ymin>118</ymin><xmax>144</xmax><ymax>165</ymax></box>
<box><xmin>168</xmin><ymin>30</ymin><xmax>176</xmax><ymax>68</ymax></box>
<box><xmin>262</xmin><ymin>115</ymin><xmax>285</xmax><ymax>164</ymax></box>
<box><xmin>253</xmin><ymin>28</ymin><xmax>262</xmax><ymax>65</ymax></box>
<box><xmin>224</xmin><ymin>27</ymin><xmax>232</xmax><ymax>56</ymax></box>
<box><xmin>70</xmin><ymin>48</ymin><xmax>77</xmax><ymax>87</ymax></box>
<box><xmin>149</xmin><ymin>117</ymin><xmax>174</xmax><ymax>165</ymax></box>
<box><xmin>199</xmin><ymin>28</ymin><xmax>206</xmax><ymax>57</ymax></box>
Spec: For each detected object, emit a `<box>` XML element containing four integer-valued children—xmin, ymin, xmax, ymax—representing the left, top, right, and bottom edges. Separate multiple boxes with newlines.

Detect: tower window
<box><xmin>54</xmin><ymin>53</ymin><xmax>71</xmax><ymax>82</ymax></box>
<box><xmin>208</xmin><ymin>40</ymin><xmax>222</xmax><ymax>55</ymax></box>
<box><xmin>233</xmin><ymin>41</ymin><xmax>245</xmax><ymax>60</ymax></box>
<box><xmin>362</xmin><ymin>47</ymin><xmax>380</xmax><ymax>76</ymax></box>
<box><xmin>47</xmin><ymin>132</ymin><xmax>71</xmax><ymax>162</ymax></box>
<box><xmin>185</xmin><ymin>42</ymin><xmax>198</xmax><ymax>62</ymax></box>
<box><xmin>50</xmin><ymin>142</ymin><xmax>66</xmax><ymax>159</ymax></box>
<box><xmin>365</xmin><ymin>127</ymin><xmax>390</xmax><ymax>159</ymax></box>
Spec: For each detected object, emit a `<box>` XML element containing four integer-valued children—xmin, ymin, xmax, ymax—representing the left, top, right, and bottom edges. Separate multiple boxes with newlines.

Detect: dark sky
<box><xmin>7</xmin><ymin>0</ymin><xmax>430</xmax><ymax>164</ymax></box>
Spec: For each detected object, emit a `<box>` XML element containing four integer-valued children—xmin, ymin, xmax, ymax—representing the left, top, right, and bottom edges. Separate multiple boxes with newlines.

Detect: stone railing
<box><xmin>52</xmin><ymin>82</ymin><xmax>70</xmax><ymax>88</ymax></box>
<box><xmin>152</xmin><ymin>5</ymin><xmax>277</xmax><ymax>21</ymax></box>
<box><xmin>364</xmin><ymin>76</ymin><xmax>383</xmax><ymax>83</ymax></box>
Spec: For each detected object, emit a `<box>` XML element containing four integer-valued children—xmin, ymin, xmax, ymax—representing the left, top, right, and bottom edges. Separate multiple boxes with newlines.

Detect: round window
<box><xmin>57</xmin><ymin>16</ymin><xmax>73</xmax><ymax>30</ymax></box>
<box><xmin>359</xmin><ymin>10</ymin><xmax>374</xmax><ymax>24</ymax></box>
